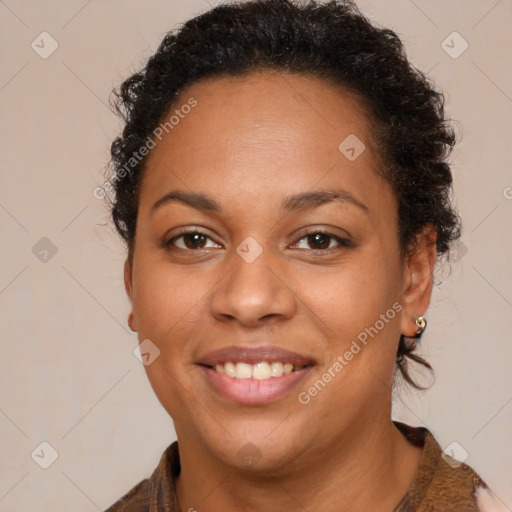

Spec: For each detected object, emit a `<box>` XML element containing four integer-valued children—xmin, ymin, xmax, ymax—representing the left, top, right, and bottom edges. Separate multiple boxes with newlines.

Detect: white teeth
<box><xmin>270</xmin><ymin>362</ymin><xmax>284</xmax><ymax>377</ymax></box>
<box><xmin>224</xmin><ymin>362</ymin><xmax>236</xmax><ymax>378</ymax></box>
<box><xmin>212</xmin><ymin>361</ymin><xmax>305</xmax><ymax>380</ymax></box>
<box><xmin>252</xmin><ymin>362</ymin><xmax>271</xmax><ymax>380</ymax></box>
<box><xmin>235</xmin><ymin>362</ymin><xmax>252</xmax><ymax>379</ymax></box>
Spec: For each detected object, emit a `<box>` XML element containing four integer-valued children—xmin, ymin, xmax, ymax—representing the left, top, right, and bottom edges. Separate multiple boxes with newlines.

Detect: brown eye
<box><xmin>307</xmin><ymin>233</ymin><xmax>330</xmax><ymax>250</ymax></box>
<box><xmin>294</xmin><ymin>230</ymin><xmax>353</xmax><ymax>252</ymax></box>
<box><xmin>181</xmin><ymin>233</ymin><xmax>207</xmax><ymax>249</ymax></box>
<box><xmin>165</xmin><ymin>231</ymin><xmax>219</xmax><ymax>250</ymax></box>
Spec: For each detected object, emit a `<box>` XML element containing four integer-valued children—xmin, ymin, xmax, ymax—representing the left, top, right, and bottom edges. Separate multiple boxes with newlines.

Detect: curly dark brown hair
<box><xmin>104</xmin><ymin>0</ymin><xmax>461</xmax><ymax>390</ymax></box>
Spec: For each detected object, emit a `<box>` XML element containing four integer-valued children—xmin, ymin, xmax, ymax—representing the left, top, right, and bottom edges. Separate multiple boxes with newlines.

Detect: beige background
<box><xmin>1</xmin><ymin>0</ymin><xmax>511</xmax><ymax>510</ymax></box>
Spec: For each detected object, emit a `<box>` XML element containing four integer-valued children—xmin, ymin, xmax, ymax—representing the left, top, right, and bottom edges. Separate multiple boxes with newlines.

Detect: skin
<box><xmin>124</xmin><ymin>70</ymin><xmax>437</xmax><ymax>511</ymax></box>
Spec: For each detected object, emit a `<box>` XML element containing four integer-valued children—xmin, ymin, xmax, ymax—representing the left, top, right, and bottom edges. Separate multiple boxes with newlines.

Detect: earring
<box><xmin>414</xmin><ymin>315</ymin><xmax>426</xmax><ymax>338</ymax></box>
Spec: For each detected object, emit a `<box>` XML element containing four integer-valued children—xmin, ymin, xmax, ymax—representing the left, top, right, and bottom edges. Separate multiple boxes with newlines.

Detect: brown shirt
<box><xmin>104</xmin><ymin>421</ymin><xmax>489</xmax><ymax>512</ymax></box>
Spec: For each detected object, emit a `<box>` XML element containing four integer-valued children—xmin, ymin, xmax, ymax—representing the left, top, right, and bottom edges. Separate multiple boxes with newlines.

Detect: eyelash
<box><xmin>164</xmin><ymin>228</ymin><xmax>353</xmax><ymax>253</ymax></box>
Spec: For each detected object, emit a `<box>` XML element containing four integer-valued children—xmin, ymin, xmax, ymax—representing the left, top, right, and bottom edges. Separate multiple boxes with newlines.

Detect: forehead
<box><xmin>139</xmin><ymin>70</ymin><xmax>388</xmax><ymax>214</ymax></box>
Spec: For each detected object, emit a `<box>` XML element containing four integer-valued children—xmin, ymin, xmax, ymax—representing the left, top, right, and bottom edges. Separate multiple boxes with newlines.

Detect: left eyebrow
<box><xmin>150</xmin><ymin>187</ymin><xmax>368</xmax><ymax>215</ymax></box>
<box><xmin>281</xmin><ymin>188</ymin><xmax>368</xmax><ymax>213</ymax></box>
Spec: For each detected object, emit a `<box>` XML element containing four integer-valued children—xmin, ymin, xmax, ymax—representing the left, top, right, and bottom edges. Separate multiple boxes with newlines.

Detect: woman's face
<box><xmin>125</xmin><ymin>70</ymin><xmax>432</xmax><ymax>472</ymax></box>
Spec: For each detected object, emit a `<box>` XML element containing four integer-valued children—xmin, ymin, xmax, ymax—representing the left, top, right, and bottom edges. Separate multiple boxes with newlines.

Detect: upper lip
<box><xmin>198</xmin><ymin>345</ymin><xmax>316</xmax><ymax>367</ymax></box>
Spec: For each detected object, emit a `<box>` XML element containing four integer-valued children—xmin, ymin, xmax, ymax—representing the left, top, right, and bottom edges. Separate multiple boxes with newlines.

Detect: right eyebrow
<box><xmin>151</xmin><ymin>190</ymin><xmax>222</xmax><ymax>214</ymax></box>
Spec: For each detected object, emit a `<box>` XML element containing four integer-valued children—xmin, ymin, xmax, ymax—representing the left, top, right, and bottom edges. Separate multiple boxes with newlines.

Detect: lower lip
<box><xmin>200</xmin><ymin>365</ymin><xmax>313</xmax><ymax>405</ymax></box>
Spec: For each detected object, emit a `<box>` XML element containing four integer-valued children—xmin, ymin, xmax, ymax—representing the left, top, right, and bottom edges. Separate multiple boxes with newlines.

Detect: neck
<box><xmin>174</xmin><ymin>415</ymin><xmax>423</xmax><ymax>512</ymax></box>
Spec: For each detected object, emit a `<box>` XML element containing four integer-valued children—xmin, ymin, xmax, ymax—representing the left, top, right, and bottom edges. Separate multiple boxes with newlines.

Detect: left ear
<box><xmin>399</xmin><ymin>224</ymin><xmax>437</xmax><ymax>337</ymax></box>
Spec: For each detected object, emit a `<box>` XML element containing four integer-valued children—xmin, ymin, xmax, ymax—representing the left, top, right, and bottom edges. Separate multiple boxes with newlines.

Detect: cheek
<box><xmin>294</xmin><ymin>262</ymin><xmax>401</xmax><ymax>419</ymax></box>
<box><xmin>299</xmin><ymin>249</ymin><xmax>401</xmax><ymax>338</ymax></box>
<box><xmin>131</xmin><ymin>259</ymin><xmax>211</xmax><ymax>416</ymax></box>
<box><xmin>132</xmin><ymin>255</ymin><xmax>210</xmax><ymax>336</ymax></box>
<box><xmin>296</xmin><ymin>248</ymin><xmax>403</xmax><ymax>400</ymax></box>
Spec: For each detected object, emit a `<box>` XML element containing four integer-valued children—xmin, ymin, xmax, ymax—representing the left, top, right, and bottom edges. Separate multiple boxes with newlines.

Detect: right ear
<box><xmin>124</xmin><ymin>258</ymin><xmax>137</xmax><ymax>332</ymax></box>
<box><xmin>124</xmin><ymin>258</ymin><xmax>133</xmax><ymax>300</ymax></box>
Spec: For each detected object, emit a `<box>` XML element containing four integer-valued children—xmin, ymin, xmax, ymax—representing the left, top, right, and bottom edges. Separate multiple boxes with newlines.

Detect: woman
<box><xmin>103</xmin><ymin>0</ymin><xmax>497</xmax><ymax>510</ymax></box>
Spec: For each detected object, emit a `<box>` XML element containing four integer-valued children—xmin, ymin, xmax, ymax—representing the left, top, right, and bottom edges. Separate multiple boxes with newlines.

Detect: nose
<box><xmin>210</xmin><ymin>246</ymin><xmax>297</xmax><ymax>328</ymax></box>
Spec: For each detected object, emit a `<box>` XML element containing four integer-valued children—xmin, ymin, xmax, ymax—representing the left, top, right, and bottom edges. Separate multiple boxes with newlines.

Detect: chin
<box><xmin>207</xmin><ymin>429</ymin><xmax>309</xmax><ymax>475</ymax></box>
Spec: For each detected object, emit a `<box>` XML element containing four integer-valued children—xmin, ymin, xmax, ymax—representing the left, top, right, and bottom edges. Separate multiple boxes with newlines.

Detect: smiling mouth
<box><xmin>202</xmin><ymin>361</ymin><xmax>311</xmax><ymax>380</ymax></box>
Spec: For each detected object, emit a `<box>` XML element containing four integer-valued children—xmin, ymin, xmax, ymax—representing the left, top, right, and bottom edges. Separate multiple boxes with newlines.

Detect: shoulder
<box><xmin>103</xmin><ymin>478</ymin><xmax>150</xmax><ymax>512</ymax></box>
<box><xmin>103</xmin><ymin>441</ymin><xmax>180</xmax><ymax>512</ymax></box>
<box><xmin>393</xmin><ymin>421</ymin><xmax>494</xmax><ymax>512</ymax></box>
